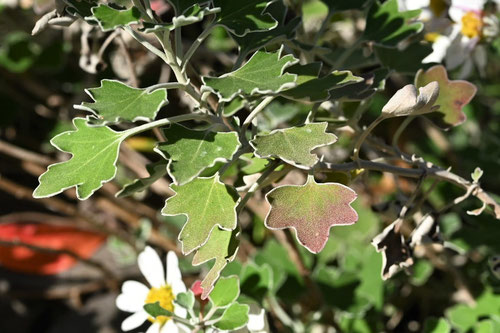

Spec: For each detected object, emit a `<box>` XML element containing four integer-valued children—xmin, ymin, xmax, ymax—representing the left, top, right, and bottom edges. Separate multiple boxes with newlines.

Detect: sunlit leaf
<box><xmin>91</xmin><ymin>4</ymin><xmax>141</xmax><ymax>32</ymax></box>
<box><xmin>415</xmin><ymin>65</ymin><xmax>477</xmax><ymax>128</ymax></box>
<box><xmin>34</xmin><ymin>118</ymin><xmax>125</xmax><ymax>200</ymax></box>
<box><xmin>250</xmin><ymin>123</ymin><xmax>337</xmax><ymax>169</ymax></box>
<box><xmin>209</xmin><ymin>275</ymin><xmax>240</xmax><ymax>308</ymax></box>
<box><xmin>76</xmin><ymin>80</ymin><xmax>167</xmax><ymax>125</ymax></box>
<box><xmin>381</xmin><ymin>82</ymin><xmax>439</xmax><ymax>117</ymax></box>
<box><xmin>265</xmin><ymin>176</ymin><xmax>358</xmax><ymax>253</ymax></box>
<box><xmin>203</xmin><ymin>48</ymin><xmax>298</xmax><ymax>102</ymax></box>
<box><xmin>213</xmin><ymin>303</ymin><xmax>250</xmax><ymax>330</ymax></box>
<box><xmin>156</xmin><ymin>124</ymin><xmax>241</xmax><ymax>185</ymax></box>
<box><xmin>162</xmin><ymin>175</ymin><xmax>240</xmax><ymax>254</ymax></box>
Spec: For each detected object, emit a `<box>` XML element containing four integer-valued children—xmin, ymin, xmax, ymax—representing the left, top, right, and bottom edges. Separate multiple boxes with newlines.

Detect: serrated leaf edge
<box><xmin>74</xmin><ymin>79</ymin><xmax>168</xmax><ymax>125</ymax></box>
<box><xmin>201</xmin><ymin>46</ymin><xmax>299</xmax><ymax>103</ymax></box>
<box><xmin>33</xmin><ymin>117</ymin><xmax>126</xmax><ymax>200</ymax></box>
<box><xmin>161</xmin><ymin>174</ymin><xmax>241</xmax><ymax>255</ymax></box>
<box><xmin>154</xmin><ymin>124</ymin><xmax>241</xmax><ymax>186</ymax></box>
<box><xmin>249</xmin><ymin>122</ymin><xmax>337</xmax><ymax>170</ymax></box>
<box><xmin>263</xmin><ymin>176</ymin><xmax>358</xmax><ymax>253</ymax></box>
<box><xmin>89</xmin><ymin>4</ymin><xmax>142</xmax><ymax>32</ymax></box>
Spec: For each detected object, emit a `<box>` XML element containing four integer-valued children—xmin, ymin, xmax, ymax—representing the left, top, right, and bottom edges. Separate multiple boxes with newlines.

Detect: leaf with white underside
<box><xmin>33</xmin><ymin>118</ymin><xmax>125</xmax><ymax>200</ymax></box>
<box><xmin>116</xmin><ymin>161</ymin><xmax>168</xmax><ymax>197</ymax></box>
<box><xmin>91</xmin><ymin>5</ymin><xmax>141</xmax><ymax>32</ymax></box>
<box><xmin>381</xmin><ymin>82</ymin><xmax>439</xmax><ymax>118</ymax></box>
<box><xmin>141</xmin><ymin>4</ymin><xmax>219</xmax><ymax>33</ymax></box>
<box><xmin>155</xmin><ymin>124</ymin><xmax>241</xmax><ymax>185</ymax></box>
<box><xmin>281</xmin><ymin>63</ymin><xmax>363</xmax><ymax>102</ymax></box>
<box><xmin>265</xmin><ymin>176</ymin><xmax>358</xmax><ymax>253</ymax></box>
<box><xmin>213</xmin><ymin>0</ymin><xmax>277</xmax><ymax>36</ymax></box>
<box><xmin>167</xmin><ymin>0</ymin><xmax>211</xmax><ymax>15</ymax></box>
<box><xmin>76</xmin><ymin>80</ymin><xmax>167</xmax><ymax>125</ymax></box>
<box><xmin>202</xmin><ymin>49</ymin><xmax>298</xmax><ymax>102</ymax></box>
<box><xmin>250</xmin><ymin>123</ymin><xmax>337</xmax><ymax>169</ymax></box>
<box><xmin>415</xmin><ymin>65</ymin><xmax>477</xmax><ymax>128</ymax></box>
<box><xmin>162</xmin><ymin>175</ymin><xmax>240</xmax><ymax>254</ymax></box>
<box><xmin>192</xmin><ymin>227</ymin><xmax>239</xmax><ymax>299</ymax></box>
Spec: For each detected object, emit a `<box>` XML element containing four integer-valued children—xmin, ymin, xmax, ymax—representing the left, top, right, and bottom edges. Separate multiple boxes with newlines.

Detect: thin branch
<box><xmin>242</xmin><ymin>96</ymin><xmax>275</xmax><ymax>131</ymax></box>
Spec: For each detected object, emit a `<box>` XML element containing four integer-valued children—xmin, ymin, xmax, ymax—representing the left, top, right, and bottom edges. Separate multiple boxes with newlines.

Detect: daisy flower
<box><xmin>116</xmin><ymin>246</ymin><xmax>189</xmax><ymax>333</ymax></box>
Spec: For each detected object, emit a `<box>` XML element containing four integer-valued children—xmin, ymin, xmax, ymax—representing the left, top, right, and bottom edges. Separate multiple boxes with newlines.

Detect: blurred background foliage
<box><xmin>0</xmin><ymin>0</ymin><xmax>500</xmax><ymax>332</ymax></box>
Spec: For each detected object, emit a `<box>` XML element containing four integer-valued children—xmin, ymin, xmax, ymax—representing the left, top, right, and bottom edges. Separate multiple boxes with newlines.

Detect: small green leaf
<box><xmin>192</xmin><ymin>227</ymin><xmax>240</xmax><ymax>299</ymax></box>
<box><xmin>210</xmin><ymin>275</ymin><xmax>240</xmax><ymax>308</ymax></box>
<box><xmin>240</xmin><ymin>153</ymin><xmax>269</xmax><ymax>175</ymax></box>
<box><xmin>34</xmin><ymin>118</ymin><xmax>125</xmax><ymax>200</ymax></box>
<box><xmin>162</xmin><ymin>175</ymin><xmax>240</xmax><ymax>254</ymax></box>
<box><xmin>362</xmin><ymin>0</ymin><xmax>423</xmax><ymax>47</ymax></box>
<box><xmin>329</xmin><ymin>68</ymin><xmax>389</xmax><ymax>100</ymax></box>
<box><xmin>175</xmin><ymin>291</ymin><xmax>195</xmax><ymax>310</ymax></box>
<box><xmin>144</xmin><ymin>301</ymin><xmax>175</xmax><ymax>318</ymax></box>
<box><xmin>222</xmin><ymin>97</ymin><xmax>247</xmax><ymax>116</ymax></box>
<box><xmin>213</xmin><ymin>303</ymin><xmax>250</xmax><ymax>330</ymax></box>
<box><xmin>265</xmin><ymin>176</ymin><xmax>358</xmax><ymax>253</ymax></box>
<box><xmin>423</xmin><ymin>318</ymin><xmax>451</xmax><ymax>333</ymax></box>
<box><xmin>203</xmin><ymin>48</ymin><xmax>298</xmax><ymax>102</ymax></box>
<box><xmin>472</xmin><ymin>167</ymin><xmax>484</xmax><ymax>183</ymax></box>
<box><xmin>214</xmin><ymin>0</ymin><xmax>277</xmax><ymax>36</ymax></box>
<box><xmin>281</xmin><ymin>63</ymin><xmax>363</xmax><ymax>102</ymax></box>
<box><xmin>250</xmin><ymin>123</ymin><xmax>337</xmax><ymax>169</ymax></box>
<box><xmin>156</xmin><ymin>124</ymin><xmax>241</xmax><ymax>185</ymax></box>
<box><xmin>415</xmin><ymin>65</ymin><xmax>477</xmax><ymax>128</ymax></box>
<box><xmin>76</xmin><ymin>80</ymin><xmax>167</xmax><ymax>125</ymax></box>
<box><xmin>116</xmin><ymin>161</ymin><xmax>168</xmax><ymax>198</ymax></box>
<box><xmin>91</xmin><ymin>4</ymin><xmax>142</xmax><ymax>32</ymax></box>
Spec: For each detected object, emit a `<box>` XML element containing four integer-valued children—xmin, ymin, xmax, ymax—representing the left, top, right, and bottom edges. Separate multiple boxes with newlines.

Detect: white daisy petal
<box><xmin>138</xmin><ymin>246</ymin><xmax>165</xmax><ymax>288</ymax></box>
<box><xmin>146</xmin><ymin>322</ymin><xmax>162</xmax><ymax>333</ymax></box>
<box><xmin>247</xmin><ymin>309</ymin><xmax>266</xmax><ymax>332</ymax></box>
<box><xmin>174</xmin><ymin>304</ymin><xmax>187</xmax><ymax>320</ymax></box>
<box><xmin>166</xmin><ymin>251</ymin><xmax>187</xmax><ymax>295</ymax></box>
<box><xmin>161</xmin><ymin>320</ymin><xmax>179</xmax><ymax>333</ymax></box>
<box><xmin>422</xmin><ymin>35</ymin><xmax>451</xmax><ymax>64</ymax></box>
<box><xmin>121</xmin><ymin>310</ymin><xmax>148</xmax><ymax>331</ymax></box>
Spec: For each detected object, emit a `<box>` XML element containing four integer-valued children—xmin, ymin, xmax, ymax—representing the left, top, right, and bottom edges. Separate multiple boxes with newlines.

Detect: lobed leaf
<box><xmin>213</xmin><ymin>0</ymin><xmax>277</xmax><ymax>36</ymax></box>
<box><xmin>265</xmin><ymin>176</ymin><xmax>358</xmax><ymax>253</ymax></box>
<box><xmin>202</xmin><ymin>48</ymin><xmax>298</xmax><ymax>102</ymax></box>
<box><xmin>250</xmin><ymin>122</ymin><xmax>337</xmax><ymax>169</ymax></box>
<box><xmin>415</xmin><ymin>65</ymin><xmax>477</xmax><ymax>128</ymax></box>
<box><xmin>162</xmin><ymin>175</ymin><xmax>240</xmax><ymax>254</ymax></box>
<box><xmin>155</xmin><ymin>124</ymin><xmax>241</xmax><ymax>185</ymax></box>
<box><xmin>381</xmin><ymin>81</ymin><xmax>440</xmax><ymax>118</ymax></box>
<box><xmin>76</xmin><ymin>80</ymin><xmax>167</xmax><ymax>125</ymax></box>
<box><xmin>33</xmin><ymin>118</ymin><xmax>125</xmax><ymax>200</ymax></box>
<box><xmin>175</xmin><ymin>291</ymin><xmax>195</xmax><ymax>310</ymax></box>
<box><xmin>362</xmin><ymin>0</ymin><xmax>423</xmax><ymax>47</ymax></box>
<box><xmin>192</xmin><ymin>227</ymin><xmax>240</xmax><ymax>299</ymax></box>
<box><xmin>91</xmin><ymin>5</ymin><xmax>141</xmax><ymax>32</ymax></box>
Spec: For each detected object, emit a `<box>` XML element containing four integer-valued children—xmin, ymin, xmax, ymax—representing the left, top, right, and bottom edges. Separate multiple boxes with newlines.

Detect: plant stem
<box><xmin>123</xmin><ymin>26</ymin><xmax>169</xmax><ymax>63</ymax></box>
<box><xmin>182</xmin><ymin>23</ymin><xmax>216</xmax><ymax>70</ymax></box>
<box><xmin>352</xmin><ymin>115</ymin><xmax>386</xmax><ymax>162</ymax></box>
<box><xmin>145</xmin><ymin>82</ymin><xmax>188</xmax><ymax>92</ymax></box>
<box><xmin>392</xmin><ymin>115</ymin><xmax>415</xmax><ymax>148</ymax></box>
<box><xmin>242</xmin><ymin>96</ymin><xmax>275</xmax><ymax>131</ymax></box>
<box><xmin>313</xmin><ymin>10</ymin><xmax>333</xmax><ymax>46</ymax></box>
<box><xmin>123</xmin><ymin>114</ymin><xmax>213</xmax><ymax>138</ymax></box>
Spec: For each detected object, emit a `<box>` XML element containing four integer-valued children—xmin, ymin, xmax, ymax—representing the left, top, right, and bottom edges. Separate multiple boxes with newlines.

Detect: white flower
<box><xmin>116</xmin><ymin>246</ymin><xmax>189</xmax><ymax>333</ymax></box>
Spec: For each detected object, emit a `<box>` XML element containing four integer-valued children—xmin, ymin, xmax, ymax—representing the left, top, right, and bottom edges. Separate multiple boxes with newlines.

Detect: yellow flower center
<box><xmin>424</xmin><ymin>32</ymin><xmax>441</xmax><ymax>42</ymax></box>
<box><xmin>429</xmin><ymin>0</ymin><xmax>447</xmax><ymax>17</ymax></box>
<box><xmin>461</xmin><ymin>11</ymin><xmax>483</xmax><ymax>38</ymax></box>
<box><xmin>145</xmin><ymin>285</ymin><xmax>175</xmax><ymax>325</ymax></box>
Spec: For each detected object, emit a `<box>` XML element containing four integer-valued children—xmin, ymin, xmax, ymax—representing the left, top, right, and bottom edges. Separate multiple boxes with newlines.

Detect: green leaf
<box><xmin>265</xmin><ymin>176</ymin><xmax>358</xmax><ymax>253</ymax></box>
<box><xmin>209</xmin><ymin>275</ymin><xmax>240</xmax><ymax>308</ymax></box>
<box><xmin>64</xmin><ymin>0</ymin><xmax>97</xmax><ymax>19</ymax></box>
<box><xmin>76</xmin><ymin>80</ymin><xmax>167</xmax><ymax>125</ymax></box>
<box><xmin>91</xmin><ymin>4</ymin><xmax>142</xmax><ymax>32</ymax></box>
<box><xmin>375</xmin><ymin>42</ymin><xmax>433</xmax><ymax>74</ymax></box>
<box><xmin>231</xmin><ymin>1</ymin><xmax>301</xmax><ymax>59</ymax></box>
<box><xmin>415</xmin><ymin>65</ymin><xmax>477</xmax><ymax>128</ymax></box>
<box><xmin>213</xmin><ymin>303</ymin><xmax>250</xmax><ymax>330</ymax></box>
<box><xmin>222</xmin><ymin>96</ymin><xmax>247</xmax><ymax>116</ymax></box>
<box><xmin>116</xmin><ymin>161</ymin><xmax>168</xmax><ymax>198</ymax></box>
<box><xmin>167</xmin><ymin>0</ymin><xmax>210</xmax><ymax>15</ymax></box>
<box><xmin>423</xmin><ymin>318</ymin><xmax>451</xmax><ymax>333</ymax></box>
<box><xmin>0</xmin><ymin>32</ymin><xmax>41</xmax><ymax>73</ymax></box>
<box><xmin>362</xmin><ymin>0</ymin><xmax>423</xmax><ymax>47</ymax></box>
<box><xmin>281</xmin><ymin>63</ymin><xmax>363</xmax><ymax>102</ymax></box>
<box><xmin>239</xmin><ymin>262</ymin><xmax>273</xmax><ymax>300</ymax></box>
<box><xmin>144</xmin><ymin>301</ymin><xmax>175</xmax><ymax>318</ymax></box>
<box><xmin>155</xmin><ymin>124</ymin><xmax>241</xmax><ymax>185</ymax></box>
<box><xmin>240</xmin><ymin>153</ymin><xmax>269</xmax><ymax>175</ymax></box>
<box><xmin>175</xmin><ymin>291</ymin><xmax>195</xmax><ymax>310</ymax></box>
<box><xmin>250</xmin><ymin>123</ymin><xmax>337</xmax><ymax>169</ymax></box>
<box><xmin>34</xmin><ymin>118</ymin><xmax>125</xmax><ymax>200</ymax></box>
<box><xmin>446</xmin><ymin>290</ymin><xmax>500</xmax><ymax>331</ymax></box>
<box><xmin>162</xmin><ymin>175</ymin><xmax>240</xmax><ymax>254</ymax></box>
<box><xmin>329</xmin><ymin>68</ymin><xmax>389</xmax><ymax>100</ymax></box>
<box><xmin>214</xmin><ymin>0</ymin><xmax>277</xmax><ymax>36</ymax></box>
<box><xmin>141</xmin><ymin>4</ymin><xmax>219</xmax><ymax>33</ymax></box>
<box><xmin>203</xmin><ymin>49</ymin><xmax>298</xmax><ymax>102</ymax></box>
<box><xmin>192</xmin><ymin>227</ymin><xmax>239</xmax><ymax>299</ymax></box>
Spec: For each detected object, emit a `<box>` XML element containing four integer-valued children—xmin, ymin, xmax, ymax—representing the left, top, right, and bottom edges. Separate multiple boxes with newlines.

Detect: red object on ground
<box><xmin>0</xmin><ymin>223</ymin><xmax>106</xmax><ymax>275</ymax></box>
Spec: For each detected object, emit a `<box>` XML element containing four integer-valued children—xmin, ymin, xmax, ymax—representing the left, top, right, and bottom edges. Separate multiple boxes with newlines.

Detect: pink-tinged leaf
<box><xmin>415</xmin><ymin>65</ymin><xmax>477</xmax><ymax>129</ymax></box>
<box><xmin>264</xmin><ymin>176</ymin><xmax>358</xmax><ymax>253</ymax></box>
